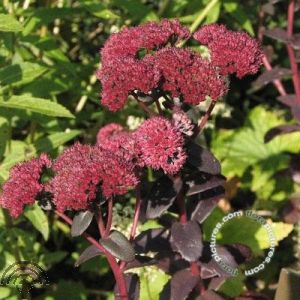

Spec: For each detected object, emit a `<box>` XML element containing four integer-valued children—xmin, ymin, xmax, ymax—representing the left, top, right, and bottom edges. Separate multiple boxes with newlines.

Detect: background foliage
<box><xmin>0</xmin><ymin>0</ymin><xmax>299</xmax><ymax>299</ymax></box>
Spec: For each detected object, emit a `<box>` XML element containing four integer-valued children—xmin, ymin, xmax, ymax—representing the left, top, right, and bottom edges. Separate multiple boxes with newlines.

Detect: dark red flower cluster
<box><xmin>97</xmin><ymin>124</ymin><xmax>143</xmax><ymax>166</ymax></box>
<box><xmin>48</xmin><ymin>143</ymin><xmax>138</xmax><ymax>212</ymax></box>
<box><xmin>193</xmin><ymin>24</ymin><xmax>263</xmax><ymax>78</ymax></box>
<box><xmin>0</xmin><ymin>154</ymin><xmax>51</xmax><ymax>218</ymax></box>
<box><xmin>100</xmin><ymin>19</ymin><xmax>189</xmax><ymax>62</ymax></box>
<box><xmin>134</xmin><ymin>116</ymin><xmax>186</xmax><ymax>174</ymax></box>
<box><xmin>144</xmin><ymin>48</ymin><xmax>227</xmax><ymax>104</ymax></box>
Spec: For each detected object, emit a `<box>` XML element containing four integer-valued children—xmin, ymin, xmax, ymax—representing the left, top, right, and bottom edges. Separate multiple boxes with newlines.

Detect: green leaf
<box><xmin>34</xmin><ymin>130</ymin><xmax>81</xmax><ymax>153</ymax></box>
<box><xmin>0</xmin><ymin>95</ymin><xmax>74</xmax><ymax>118</ymax></box>
<box><xmin>0</xmin><ymin>62</ymin><xmax>48</xmax><ymax>89</ymax></box>
<box><xmin>0</xmin><ymin>287</ymin><xmax>11</xmax><ymax>299</ymax></box>
<box><xmin>0</xmin><ymin>116</ymin><xmax>9</xmax><ymax>159</ymax></box>
<box><xmin>24</xmin><ymin>204</ymin><xmax>49</xmax><ymax>241</ymax></box>
<box><xmin>0</xmin><ymin>14</ymin><xmax>23</xmax><ymax>32</ymax></box>
<box><xmin>212</xmin><ymin>106</ymin><xmax>300</xmax><ymax>177</ymax></box>
<box><xmin>79</xmin><ymin>0</ymin><xmax>119</xmax><ymax>19</ymax></box>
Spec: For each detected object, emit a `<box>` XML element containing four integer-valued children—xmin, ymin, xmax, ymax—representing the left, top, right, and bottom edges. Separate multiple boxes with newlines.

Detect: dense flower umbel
<box><xmin>144</xmin><ymin>48</ymin><xmax>227</xmax><ymax>104</ymax></box>
<box><xmin>193</xmin><ymin>24</ymin><xmax>263</xmax><ymax>78</ymax></box>
<box><xmin>100</xmin><ymin>19</ymin><xmax>190</xmax><ymax>62</ymax></box>
<box><xmin>98</xmin><ymin>19</ymin><xmax>190</xmax><ymax>111</ymax></box>
<box><xmin>49</xmin><ymin>143</ymin><xmax>138</xmax><ymax>212</ymax></box>
<box><xmin>0</xmin><ymin>154</ymin><xmax>51</xmax><ymax>218</ymax></box>
<box><xmin>134</xmin><ymin>116</ymin><xmax>186</xmax><ymax>174</ymax></box>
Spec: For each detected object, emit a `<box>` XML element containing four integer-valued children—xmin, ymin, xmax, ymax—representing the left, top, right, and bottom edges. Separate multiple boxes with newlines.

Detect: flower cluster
<box><xmin>48</xmin><ymin>143</ymin><xmax>138</xmax><ymax>212</ymax></box>
<box><xmin>0</xmin><ymin>154</ymin><xmax>51</xmax><ymax>218</ymax></box>
<box><xmin>134</xmin><ymin>116</ymin><xmax>187</xmax><ymax>174</ymax></box>
<box><xmin>144</xmin><ymin>48</ymin><xmax>227</xmax><ymax>104</ymax></box>
<box><xmin>97</xmin><ymin>116</ymin><xmax>187</xmax><ymax>175</ymax></box>
<box><xmin>98</xmin><ymin>20</ymin><xmax>262</xmax><ymax>111</ymax></box>
<box><xmin>193</xmin><ymin>24</ymin><xmax>263</xmax><ymax>78</ymax></box>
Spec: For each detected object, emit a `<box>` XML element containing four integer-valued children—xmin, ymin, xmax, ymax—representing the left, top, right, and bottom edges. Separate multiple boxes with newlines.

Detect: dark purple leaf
<box><xmin>292</xmin><ymin>105</ymin><xmax>300</xmax><ymax>122</ymax></box>
<box><xmin>186</xmin><ymin>142</ymin><xmax>221</xmax><ymax>175</ymax></box>
<box><xmin>291</xmin><ymin>34</ymin><xmax>300</xmax><ymax>50</ymax></box>
<box><xmin>208</xmin><ymin>276</ymin><xmax>226</xmax><ymax>290</ymax></box>
<box><xmin>134</xmin><ymin>228</ymin><xmax>171</xmax><ymax>253</ymax></box>
<box><xmin>100</xmin><ymin>230</ymin><xmax>135</xmax><ymax>262</ymax></box>
<box><xmin>254</xmin><ymin>67</ymin><xmax>291</xmax><ymax>87</ymax></box>
<box><xmin>115</xmin><ymin>273</ymin><xmax>140</xmax><ymax>300</ymax></box>
<box><xmin>264</xmin><ymin>28</ymin><xmax>290</xmax><ymax>43</ymax></box>
<box><xmin>290</xmin><ymin>156</ymin><xmax>300</xmax><ymax>184</ymax></box>
<box><xmin>124</xmin><ymin>255</ymin><xmax>156</xmax><ymax>270</ymax></box>
<box><xmin>264</xmin><ymin>124</ymin><xmax>300</xmax><ymax>142</ymax></box>
<box><xmin>200</xmin><ymin>263</ymin><xmax>219</xmax><ymax>279</ymax></box>
<box><xmin>277</xmin><ymin>95</ymin><xmax>298</xmax><ymax>107</ymax></box>
<box><xmin>71</xmin><ymin>210</ymin><xmax>94</xmax><ymax>237</ymax></box>
<box><xmin>75</xmin><ymin>245</ymin><xmax>102</xmax><ymax>267</ymax></box>
<box><xmin>224</xmin><ymin>244</ymin><xmax>252</xmax><ymax>264</ymax></box>
<box><xmin>281</xmin><ymin>197</ymin><xmax>300</xmax><ymax>224</ymax></box>
<box><xmin>154</xmin><ymin>252</ymin><xmax>189</xmax><ymax>274</ymax></box>
<box><xmin>185</xmin><ymin>173</ymin><xmax>226</xmax><ymax>196</ymax></box>
<box><xmin>142</xmin><ymin>176</ymin><xmax>182</xmax><ymax>219</ymax></box>
<box><xmin>190</xmin><ymin>194</ymin><xmax>223</xmax><ymax>223</ymax></box>
<box><xmin>171</xmin><ymin>221</ymin><xmax>203</xmax><ymax>262</ymax></box>
<box><xmin>160</xmin><ymin>269</ymin><xmax>199</xmax><ymax>300</ymax></box>
<box><xmin>201</xmin><ymin>290</ymin><xmax>225</xmax><ymax>300</ymax></box>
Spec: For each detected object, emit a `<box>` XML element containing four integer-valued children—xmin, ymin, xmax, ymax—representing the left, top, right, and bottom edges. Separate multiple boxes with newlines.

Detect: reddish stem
<box><xmin>105</xmin><ymin>198</ymin><xmax>113</xmax><ymax>237</ymax></box>
<box><xmin>129</xmin><ymin>183</ymin><xmax>142</xmax><ymax>241</ymax></box>
<box><xmin>55</xmin><ymin>210</ymin><xmax>129</xmax><ymax>300</ymax></box>
<box><xmin>96</xmin><ymin>208</ymin><xmax>106</xmax><ymax>238</ymax></box>
<box><xmin>287</xmin><ymin>0</ymin><xmax>300</xmax><ymax>104</ymax></box>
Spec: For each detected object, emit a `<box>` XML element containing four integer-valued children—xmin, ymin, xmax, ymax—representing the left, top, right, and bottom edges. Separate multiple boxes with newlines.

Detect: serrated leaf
<box><xmin>0</xmin><ymin>95</ymin><xmax>74</xmax><ymax>118</ymax></box>
<box><xmin>142</xmin><ymin>176</ymin><xmax>182</xmax><ymax>219</ymax></box>
<box><xmin>171</xmin><ymin>221</ymin><xmax>203</xmax><ymax>262</ymax></box>
<box><xmin>212</xmin><ymin>106</ymin><xmax>300</xmax><ymax>177</ymax></box>
<box><xmin>71</xmin><ymin>211</ymin><xmax>94</xmax><ymax>237</ymax></box>
<box><xmin>75</xmin><ymin>245</ymin><xmax>102</xmax><ymax>267</ymax></box>
<box><xmin>24</xmin><ymin>204</ymin><xmax>49</xmax><ymax>240</ymax></box>
<box><xmin>0</xmin><ymin>14</ymin><xmax>23</xmax><ymax>32</ymax></box>
<box><xmin>0</xmin><ymin>62</ymin><xmax>48</xmax><ymax>89</ymax></box>
<box><xmin>34</xmin><ymin>130</ymin><xmax>81</xmax><ymax>153</ymax></box>
<box><xmin>100</xmin><ymin>231</ymin><xmax>135</xmax><ymax>262</ymax></box>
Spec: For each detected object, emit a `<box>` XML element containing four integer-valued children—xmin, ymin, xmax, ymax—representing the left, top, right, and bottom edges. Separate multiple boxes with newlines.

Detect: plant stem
<box><xmin>287</xmin><ymin>0</ymin><xmax>300</xmax><ymax>104</ymax></box>
<box><xmin>55</xmin><ymin>210</ymin><xmax>129</xmax><ymax>300</ymax></box>
<box><xmin>194</xmin><ymin>99</ymin><xmax>217</xmax><ymax>137</ymax></box>
<box><xmin>132</xmin><ymin>93</ymin><xmax>157</xmax><ymax>116</ymax></box>
<box><xmin>96</xmin><ymin>207</ymin><xmax>106</xmax><ymax>237</ymax></box>
<box><xmin>129</xmin><ymin>183</ymin><xmax>142</xmax><ymax>241</ymax></box>
<box><xmin>105</xmin><ymin>198</ymin><xmax>113</xmax><ymax>236</ymax></box>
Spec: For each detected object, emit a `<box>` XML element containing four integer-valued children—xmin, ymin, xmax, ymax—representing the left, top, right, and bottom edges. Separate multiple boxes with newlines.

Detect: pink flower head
<box><xmin>97</xmin><ymin>123</ymin><xmax>124</xmax><ymax>143</ymax></box>
<box><xmin>98</xmin><ymin>19</ymin><xmax>190</xmax><ymax>111</ymax></box>
<box><xmin>97</xmin><ymin>123</ymin><xmax>143</xmax><ymax>167</ymax></box>
<box><xmin>97</xmin><ymin>57</ymin><xmax>158</xmax><ymax>111</ymax></box>
<box><xmin>134</xmin><ymin>116</ymin><xmax>186</xmax><ymax>174</ymax></box>
<box><xmin>172</xmin><ymin>107</ymin><xmax>195</xmax><ymax>136</ymax></box>
<box><xmin>49</xmin><ymin>143</ymin><xmax>138</xmax><ymax>212</ymax></box>
<box><xmin>144</xmin><ymin>47</ymin><xmax>227</xmax><ymax>104</ymax></box>
<box><xmin>101</xmin><ymin>19</ymin><xmax>190</xmax><ymax>62</ymax></box>
<box><xmin>0</xmin><ymin>154</ymin><xmax>52</xmax><ymax>218</ymax></box>
<box><xmin>194</xmin><ymin>24</ymin><xmax>263</xmax><ymax>78</ymax></box>
<box><xmin>91</xmin><ymin>147</ymin><xmax>139</xmax><ymax>198</ymax></box>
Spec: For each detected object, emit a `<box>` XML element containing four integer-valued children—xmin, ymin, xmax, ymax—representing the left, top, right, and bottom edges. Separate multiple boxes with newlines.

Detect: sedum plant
<box><xmin>0</xmin><ymin>20</ymin><xmax>264</xmax><ymax>300</ymax></box>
